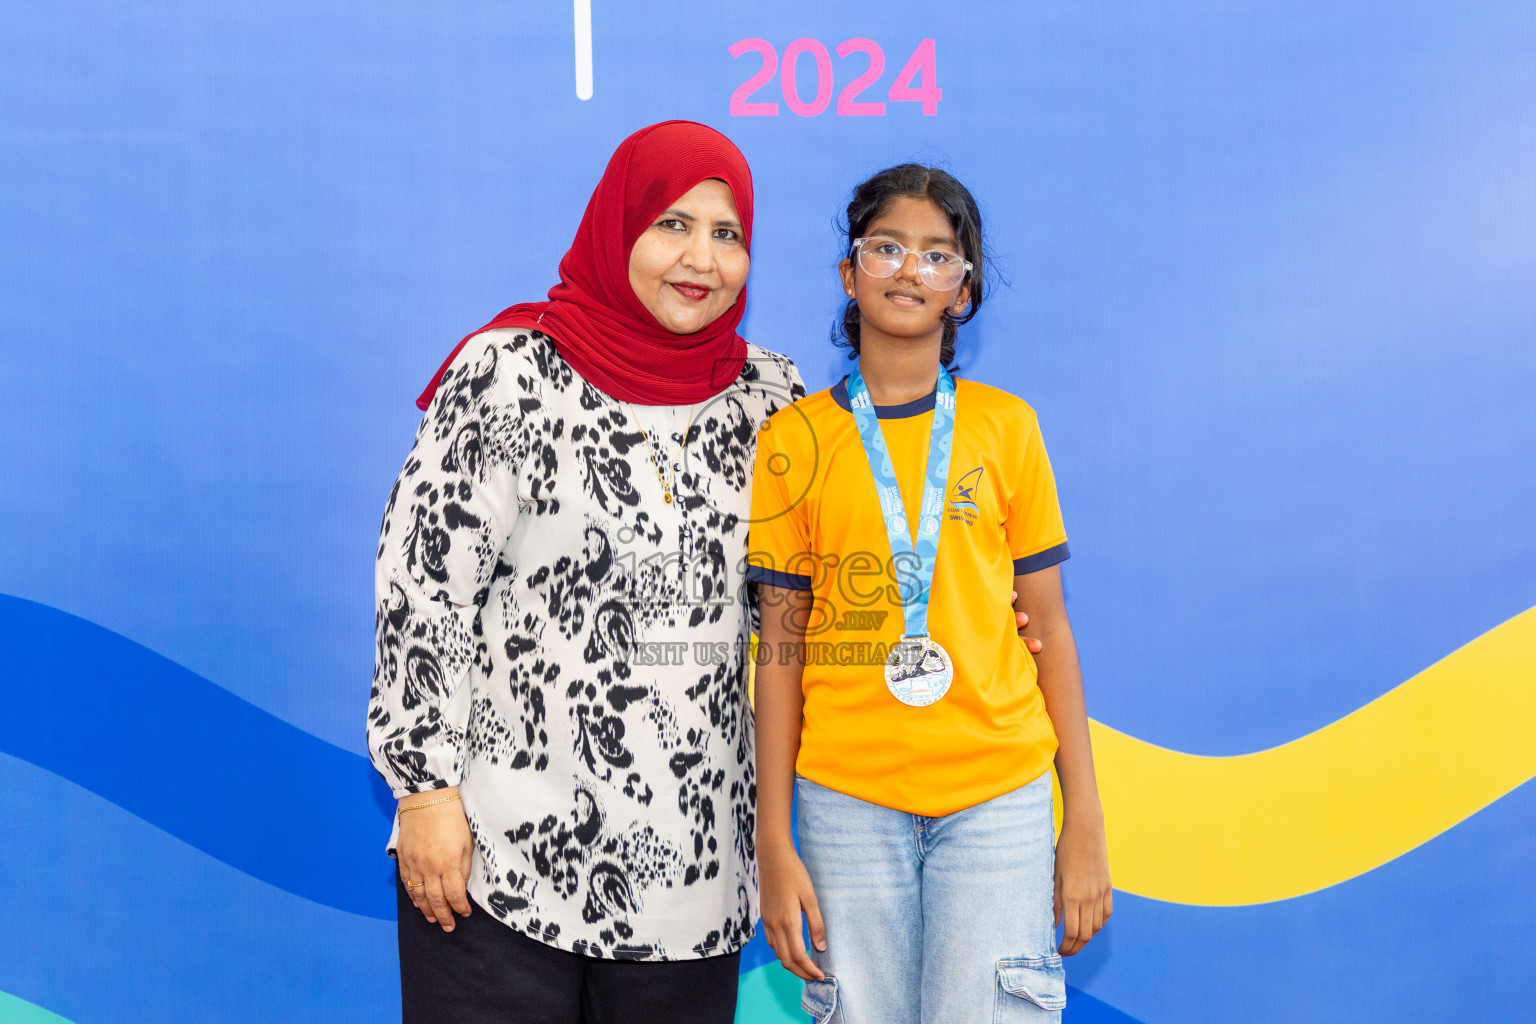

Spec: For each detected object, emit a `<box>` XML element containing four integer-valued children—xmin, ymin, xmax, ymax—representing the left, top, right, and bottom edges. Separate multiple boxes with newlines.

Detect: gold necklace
<box><xmin>627</xmin><ymin>403</ymin><xmax>697</xmax><ymax>504</ymax></box>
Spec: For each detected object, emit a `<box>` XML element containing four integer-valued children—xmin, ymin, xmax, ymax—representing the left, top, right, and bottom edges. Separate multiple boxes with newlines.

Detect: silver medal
<box><xmin>884</xmin><ymin>636</ymin><xmax>954</xmax><ymax>707</ymax></box>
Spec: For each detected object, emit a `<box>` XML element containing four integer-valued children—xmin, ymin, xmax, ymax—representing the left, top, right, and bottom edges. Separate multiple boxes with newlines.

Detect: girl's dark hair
<box><xmin>835</xmin><ymin>164</ymin><xmax>985</xmax><ymax>369</ymax></box>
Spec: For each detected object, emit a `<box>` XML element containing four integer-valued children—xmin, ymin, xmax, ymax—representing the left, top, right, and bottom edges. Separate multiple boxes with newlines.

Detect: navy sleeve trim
<box><xmin>1013</xmin><ymin>542</ymin><xmax>1071</xmax><ymax>576</ymax></box>
<box><xmin>746</xmin><ymin>565</ymin><xmax>814</xmax><ymax>591</ymax></box>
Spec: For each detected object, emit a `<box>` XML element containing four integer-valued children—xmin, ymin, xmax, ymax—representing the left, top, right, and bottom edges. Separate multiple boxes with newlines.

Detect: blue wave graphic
<box><xmin>14</xmin><ymin>593</ymin><xmax>1529</xmax><ymax>1022</ymax></box>
<box><xmin>0</xmin><ymin>752</ymin><xmax>397</xmax><ymax>1023</ymax></box>
<box><xmin>1065</xmin><ymin>988</ymin><xmax>1145</xmax><ymax>1023</ymax></box>
<box><xmin>0</xmin><ymin>594</ymin><xmax>1164</xmax><ymax>1023</ymax></box>
<box><xmin>0</xmin><ymin>593</ymin><xmax>397</xmax><ymax>919</ymax></box>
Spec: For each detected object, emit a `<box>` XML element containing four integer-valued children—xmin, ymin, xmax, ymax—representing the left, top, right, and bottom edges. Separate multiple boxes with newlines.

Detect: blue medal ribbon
<box><xmin>846</xmin><ymin>366</ymin><xmax>956</xmax><ymax>641</ymax></box>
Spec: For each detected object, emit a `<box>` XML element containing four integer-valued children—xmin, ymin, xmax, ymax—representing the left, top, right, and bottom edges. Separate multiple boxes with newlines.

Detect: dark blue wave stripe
<box><xmin>0</xmin><ymin>593</ymin><xmax>398</xmax><ymax>920</ymax></box>
<box><xmin>1065</xmin><ymin>986</ymin><xmax>1146</xmax><ymax>1023</ymax></box>
<box><xmin>0</xmin><ymin>751</ymin><xmax>400</xmax><ymax>1023</ymax></box>
<box><xmin>0</xmin><ymin>596</ymin><xmax>1292</xmax><ymax>1023</ymax></box>
<box><xmin>0</xmin><ymin>593</ymin><xmax>1194</xmax><ymax>1023</ymax></box>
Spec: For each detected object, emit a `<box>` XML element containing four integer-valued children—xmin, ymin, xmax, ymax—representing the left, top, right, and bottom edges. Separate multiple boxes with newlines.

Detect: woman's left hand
<box><xmin>1054</xmin><ymin>814</ymin><xmax>1112</xmax><ymax>955</ymax></box>
<box><xmin>396</xmin><ymin>788</ymin><xmax>474</xmax><ymax>932</ymax></box>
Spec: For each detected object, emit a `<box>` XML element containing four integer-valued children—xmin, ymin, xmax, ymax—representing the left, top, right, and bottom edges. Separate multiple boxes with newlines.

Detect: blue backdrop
<box><xmin>2</xmin><ymin>1</ymin><xmax>1533</xmax><ymax>1021</ymax></box>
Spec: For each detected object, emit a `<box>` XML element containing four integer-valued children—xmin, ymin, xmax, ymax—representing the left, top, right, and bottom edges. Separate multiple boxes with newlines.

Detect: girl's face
<box><xmin>839</xmin><ymin>195</ymin><xmax>971</xmax><ymax>347</ymax></box>
<box><xmin>628</xmin><ymin>179</ymin><xmax>750</xmax><ymax>335</ymax></box>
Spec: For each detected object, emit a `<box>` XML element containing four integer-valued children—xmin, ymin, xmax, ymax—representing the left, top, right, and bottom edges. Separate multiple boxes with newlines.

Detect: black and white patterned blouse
<box><xmin>368</xmin><ymin>328</ymin><xmax>803</xmax><ymax>960</ymax></box>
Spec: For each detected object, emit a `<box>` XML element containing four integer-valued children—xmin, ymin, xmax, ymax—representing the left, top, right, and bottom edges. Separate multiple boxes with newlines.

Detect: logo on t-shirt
<box><xmin>949</xmin><ymin>466</ymin><xmax>983</xmax><ymax>525</ymax></box>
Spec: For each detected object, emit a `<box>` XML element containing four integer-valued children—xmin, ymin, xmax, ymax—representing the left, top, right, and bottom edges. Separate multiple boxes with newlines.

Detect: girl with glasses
<box><xmin>748</xmin><ymin>164</ymin><xmax>1112</xmax><ymax>1022</ymax></box>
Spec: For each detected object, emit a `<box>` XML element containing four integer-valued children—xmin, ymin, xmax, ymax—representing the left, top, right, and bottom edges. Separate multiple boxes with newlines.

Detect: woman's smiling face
<box><xmin>628</xmin><ymin>179</ymin><xmax>750</xmax><ymax>335</ymax></box>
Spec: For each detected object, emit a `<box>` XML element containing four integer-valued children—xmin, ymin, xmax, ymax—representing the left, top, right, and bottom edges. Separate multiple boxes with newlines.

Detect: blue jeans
<box><xmin>795</xmin><ymin>772</ymin><xmax>1064</xmax><ymax>1024</ymax></box>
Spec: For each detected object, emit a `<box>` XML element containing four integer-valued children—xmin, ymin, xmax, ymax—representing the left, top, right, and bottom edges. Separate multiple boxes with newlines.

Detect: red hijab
<box><xmin>416</xmin><ymin>120</ymin><xmax>753</xmax><ymax>410</ymax></box>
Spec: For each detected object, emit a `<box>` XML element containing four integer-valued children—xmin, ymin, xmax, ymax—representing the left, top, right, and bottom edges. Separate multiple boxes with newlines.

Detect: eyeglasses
<box><xmin>852</xmin><ymin>237</ymin><xmax>972</xmax><ymax>289</ymax></box>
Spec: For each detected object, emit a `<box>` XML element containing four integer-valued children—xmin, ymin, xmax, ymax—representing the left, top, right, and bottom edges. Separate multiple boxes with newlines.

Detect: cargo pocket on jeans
<box><xmin>801</xmin><ymin>975</ymin><xmax>843</xmax><ymax>1023</ymax></box>
<box><xmin>994</xmin><ymin>956</ymin><xmax>1067</xmax><ymax>1020</ymax></box>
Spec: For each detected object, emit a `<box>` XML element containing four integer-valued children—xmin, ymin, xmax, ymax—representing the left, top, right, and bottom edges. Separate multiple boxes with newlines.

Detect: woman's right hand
<box><xmin>759</xmin><ymin>843</ymin><xmax>827</xmax><ymax>981</ymax></box>
<box><xmin>396</xmin><ymin>787</ymin><xmax>474</xmax><ymax>932</ymax></box>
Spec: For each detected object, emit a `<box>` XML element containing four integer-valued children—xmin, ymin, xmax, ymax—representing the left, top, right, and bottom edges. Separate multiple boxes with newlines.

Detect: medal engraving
<box><xmin>884</xmin><ymin>637</ymin><xmax>953</xmax><ymax>707</ymax></box>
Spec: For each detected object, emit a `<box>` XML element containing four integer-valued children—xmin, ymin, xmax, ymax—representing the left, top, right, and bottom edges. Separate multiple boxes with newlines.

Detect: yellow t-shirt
<box><xmin>748</xmin><ymin>376</ymin><xmax>1069</xmax><ymax>817</ymax></box>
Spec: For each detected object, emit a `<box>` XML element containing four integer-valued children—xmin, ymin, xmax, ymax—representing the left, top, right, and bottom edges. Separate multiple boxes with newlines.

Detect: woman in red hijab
<box><xmin>367</xmin><ymin>121</ymin><xmax>804</xmax><ymax>1023</ymax></box>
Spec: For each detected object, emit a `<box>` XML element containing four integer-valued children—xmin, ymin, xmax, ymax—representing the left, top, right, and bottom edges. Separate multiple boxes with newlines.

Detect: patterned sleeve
<box><xmin>783</xmin><ymin>356</ymin><xmax>807</xmax><ymax>404</ymax></box>
<box><xmin>368</xmin><ymin>330</ymin><xmax>541</xmax><ymax>797</ymax></box>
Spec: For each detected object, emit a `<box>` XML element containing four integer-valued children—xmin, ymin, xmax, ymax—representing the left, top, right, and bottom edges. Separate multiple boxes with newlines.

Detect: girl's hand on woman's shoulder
<box><xmin>396</xmin><ymin>787</ymin><xmax>475</xmax><ymax>932</ymax></box>
<box><xmin>1053</xmin><ymin>813</ymin><xmax>1112</xmax><ymax>956</ymax></box>
<box><xmin>759</xmin><ymin>842</ymin><xmax>827</xmax><ymax>981</ymax></box>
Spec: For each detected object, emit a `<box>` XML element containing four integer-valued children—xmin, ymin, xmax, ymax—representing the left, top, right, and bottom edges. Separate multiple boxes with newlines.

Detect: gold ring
<box><xmin>404</xmin><ymin>879</ymin><xmax>424</xmax><ymax>890</ymax></box>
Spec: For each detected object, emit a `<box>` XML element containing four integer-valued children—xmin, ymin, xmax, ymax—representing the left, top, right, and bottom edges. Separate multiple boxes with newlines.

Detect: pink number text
<box><xmin>729</xmin><ymin>38</ymin><xmax>941</xmax><ymax>117</ymax></box>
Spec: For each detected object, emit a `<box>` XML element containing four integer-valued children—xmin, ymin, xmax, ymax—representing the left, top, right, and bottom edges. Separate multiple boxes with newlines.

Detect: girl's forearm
<box><xmin>1014</xmin><ymin>568</ymin><xmax>1103</xmax><ymax>825</ymax></box>
<box><xmin>1036</xmin><ymin>627</ymin><xmax>1104</xmax><ymax>825</ymax></box>
<box><xmin>754</xmin><ymin>662</ymin><xmax>804</xmax><ymax>856</ymax></box>
<box><xmin>754</xmin><ymin>587</ymin><xmax>811</xmax><ymax>856</ymax></box>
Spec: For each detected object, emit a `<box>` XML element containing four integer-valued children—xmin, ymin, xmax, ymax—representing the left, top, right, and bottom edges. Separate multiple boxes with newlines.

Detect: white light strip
<box><xmin>573</xmin><ymin>0</ymin><xmax>593</xmax><ymax>100</ymax></box>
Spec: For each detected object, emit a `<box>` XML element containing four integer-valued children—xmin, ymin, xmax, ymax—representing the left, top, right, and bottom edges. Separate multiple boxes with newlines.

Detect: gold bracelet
<box><xmin>398</xmin><ymin>793</ymin><xmax>461</xmax><ymax>814</ymax></box>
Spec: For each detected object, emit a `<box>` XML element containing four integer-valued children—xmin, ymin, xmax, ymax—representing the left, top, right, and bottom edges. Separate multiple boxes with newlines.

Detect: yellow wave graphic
<box><xmin>1091</xmin><ymin>606</ymin><xmax>1536</xmax><ymax>905</ymax></box>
